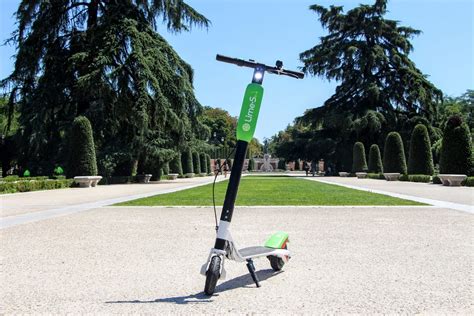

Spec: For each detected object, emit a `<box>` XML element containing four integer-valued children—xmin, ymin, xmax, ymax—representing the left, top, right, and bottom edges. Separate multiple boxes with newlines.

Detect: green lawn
<box><xmin>116</xmin><ymin>176</ymin><xmax>423</xmax><ymax>206</ymax></box>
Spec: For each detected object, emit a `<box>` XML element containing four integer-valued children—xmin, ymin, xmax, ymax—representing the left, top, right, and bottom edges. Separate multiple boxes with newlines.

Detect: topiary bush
<box><xmin>199</xmin><ymin>153</ymin><xmax>207</xmax><ymax>174</ymax></box>
<box><xmin>464</xmin><ymin>177</ymin><xmax>474</xmax><ymax>187</ymax></box>
<box><xmin>181</xmin><ymin>149</ymin><xmax>194</xmax><ymax>174</ymax></box>
<box><xmin>408</xmin><ymin>124</ymin><xmax>434</xmax><ymax>175</ymax></box>
<box><xmin>278</xmin><ymin>159</ymin><xmax>286</xmax><ymax>170</ymax></box>
<box><xmin>162</xmin><ymin>162</ymin><xmax>169</xmax><ymax>175</ymax></box>
<box><xmin>248</xmin><ymin>158</ymin><xmax>255</xmax><ymax>171</ymax></box>
<box><xmin>206</xmin><ymin>154</ymin><xmax>212</xmax><ymax>174</ymax></box>
<box><xmin>367</xmin><ymin>173</ymin><xmax>384</xmax><ymax>179</ymax></box>
<box><xmin>383</xmin><ymin>132</ymin><xmax>407</xmax><ymax>174</ymax></box>
<box><xmin>169</xmin><ymin>153</ymin><xmax>183</xmax><ymax>175</ymax></box>
<box><xmin>192</xmin><ymin>151</ymin><xmax>201</xmax><ymax>174</ymax></box>
<box><xmin>352</xmin><ymin>142</ymin><xmax>368</xmax><ymax>173</ymax></box>
<box><xmin>67</xmin><ymin>116</ymin><xmax>98</xmax><ymax>177</ymax></box>
<box><xmin>368</xmin><ymin>144</ymin><xmax>383</xmax><ymax>173</ymax></box>
<box><xmin>439</xmin><ymin>115</ymin><xmax>472</xmax><ymax>175</ymax></box>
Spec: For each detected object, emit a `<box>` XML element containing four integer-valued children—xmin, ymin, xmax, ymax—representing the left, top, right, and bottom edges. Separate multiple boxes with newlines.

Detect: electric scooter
<box><xmin>201</xmin><ymin>54</ymin><xmax>304</xmax><ymax>295</ymax></box>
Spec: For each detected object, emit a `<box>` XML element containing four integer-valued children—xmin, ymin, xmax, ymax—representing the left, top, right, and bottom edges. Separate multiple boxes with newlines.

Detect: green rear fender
<box><xmin>264</xmin><ymin>231</ymin><xmax>289</xmax><ymax>249</ymax></box>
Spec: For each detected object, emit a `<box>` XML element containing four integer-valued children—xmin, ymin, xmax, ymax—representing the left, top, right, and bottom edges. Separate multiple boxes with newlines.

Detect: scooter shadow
<box><xmin>105</xmin><ymin>269</ymin><xmax>282</xmax><ymax>305</ymax></box>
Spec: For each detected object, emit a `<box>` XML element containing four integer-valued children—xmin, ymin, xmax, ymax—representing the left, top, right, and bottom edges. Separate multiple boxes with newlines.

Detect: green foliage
<box><xmin>0</xmin><ymin>179</ymin><xmax>74</xmax><ymax>194</ymax></box>
<box><xmin>67</xmin><ymin>116</ymin><xmax>98</xmax><ymax>177</ymax></box>
<box><xmin>352</xmin><ymin>142</ymin><xmax>368</xmax><ymax>173</ymax></box>
<box><xmin>199</xmin><ymin>153</ymin><xmax>207</xmax><ymax>174</ymax></box>
<box><xmin>182</xmin><ymin>149</ymin><xmax>194</xmax><ymax>174</ymax></box>
<box><xmin>300</xmin><ymin>0</ymin><xmax>441</xmax><ymax>118</ymax></box>
<box><xmin>432</xmin><ymin>175</ymin><xmax>442</xmax><ymax>184</ymax></box>
<box><xmin>408</xmin><ymin>124</ymin><xmax>434</xmax><ymax>175</ymax></box>
<box><xmin>200</xmin><ymin>107</ymin><xmax>237</xmax><ymax>148</ymax></box>
<box><xmin>368</xmin><ymin>144</ymin><xmax>383</xmax><ymax>173</ymax></box>
<box><xmin>367</xmin><ymin>173</ymin><xmax>384</xmax><ymax>179</ymax></box>
<box><xmin>23</xmin><ymin>169</ymin><xmax>31</xmax><ymax>177</ymax></box>
<box><xmin>1</xmin><ymin>176</ymin><xmax>48</xmax><ymax>182</ymax></box>
<box><xmin>464</xmin><ymin>177</ymin><xmax>474</xmax><ymax>187</ymax></box>
<box><xmin>278</xmin><ymin>159</ymin><xmax>287</xmax><ymax>170</ymax></box>
<box><xmin>440</xmin><ymin>116</ymin><xmax>472</xmax><ymax>174</ymax></box>
<box><xmin>192</xmin><ymin>151</ymin><xmax>201</xmax><ymax>174</ymax></box>
<box><xmin>248</xmin><ymin>158</ymin><xmax>255</xmax><ymax>171</ymax></box>
<box><xmin>162</xmin><ymin>162</ymin><xmax>169</xmax><ymax>175</ymax></box>
<box><xmin>169</xmin><ymin>153</ymin><xmax>183</xmax><ymax>175</ymax></box>
<box><xmin>3</xmin><ymin>1</ymin><xmax>209</xmax><ymax>176</ymax></box>
<box><xmin>206</xmin><ymin>154</ymin><xmax>211</xmax><ymax>174</ymax></box>
<box><xmin>406</xmin><ymin>174</ymin><xmax>431</xmax><ymax>183</ymax></box>
<box><xmin>383</xmin><ymin>132</ymin><xmax>407</xmax><ymax>174</ymax></box>
<box><xmin>53</xmin><ymin>166</ymin><xmax>64</xmax><ymax>176</ymax></box>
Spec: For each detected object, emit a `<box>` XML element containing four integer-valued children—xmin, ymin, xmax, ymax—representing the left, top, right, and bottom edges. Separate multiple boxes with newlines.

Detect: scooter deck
<box><xmin>239</xmin><ymin>246</ymin><xmax>280</xmax><ymax>259</ymax></box>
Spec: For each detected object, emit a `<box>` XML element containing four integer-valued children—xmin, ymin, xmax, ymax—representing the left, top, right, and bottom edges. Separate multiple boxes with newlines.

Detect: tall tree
<box><xmin>300</xmin><ymin>0</ymin><xmax>442</xmax><ymax>121</ymax></box>
<box><xmin>2</xmin><ymin>0</ymin><xmax>209</xmax><ymax>175</ymax></box>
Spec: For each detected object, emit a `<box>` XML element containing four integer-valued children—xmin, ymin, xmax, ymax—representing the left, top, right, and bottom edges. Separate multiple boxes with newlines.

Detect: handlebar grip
<box><xmin>283</xmin><ymin>69</ymin><xmax>305</xmax><ymax>79</ymax></box>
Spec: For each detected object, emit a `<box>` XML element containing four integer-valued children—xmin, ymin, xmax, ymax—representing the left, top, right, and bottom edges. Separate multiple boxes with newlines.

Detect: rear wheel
<box><xmin>268</xmin><ymin>256</ymin><xmax>285</xmax><ymax>271</ymax></box>
<box><xmin>204</xmin><ymin>256</ymin><xmax>221</xmax><ymax>295</ymax></box>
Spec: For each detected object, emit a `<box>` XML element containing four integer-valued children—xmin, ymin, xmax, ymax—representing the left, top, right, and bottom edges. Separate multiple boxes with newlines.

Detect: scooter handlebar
<box><xmin>216</xmin><ymin>54</ymin><xmax>304</xmax><ymax>79</ymax></box>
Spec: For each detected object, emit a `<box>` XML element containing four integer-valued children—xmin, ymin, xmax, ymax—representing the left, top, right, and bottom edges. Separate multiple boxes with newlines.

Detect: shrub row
<box><xmin>0</xmin><ymin>179</ymin><xmax>74</xmax><ymax>194</ymax></box>
<box><xmin>1</xmin><ymin>176</ymin><xmax>49</xmax><ymax>182</ymax></box>
<box><xmin>367</xmin><ymin>173</ymin><xmax>384</xmax><ymax>179</ymax></box>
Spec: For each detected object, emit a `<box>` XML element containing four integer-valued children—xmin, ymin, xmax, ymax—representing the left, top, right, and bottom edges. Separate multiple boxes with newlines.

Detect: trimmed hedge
<box><xmin>407</xmin><ymin>174</ymin><xmax>431</xmax><ymax>183</ymax></box>
<box><xmin>199</xmin><ymin>153</ymin><xmax>207</xmax><ymax>174</ymax></box>
<box><xmin>181</xmin><ymin>149</ymin><xmax>194</xmax><ymax>174</ymax></box>
<box><xmin>192</xmin><ymin>151</ymin><xmax>201</xmax><ymax>174</ymax></box>
<box><xmin>465</xmin><ymin>177</ymin><xmax>474</xmax><ymax>187</ymax></box>
<box><xmin>278</xmin><ymin>159</ymin><xmax>286</xmax><ymax>170</ymax></box>
<box><xmin>439</xmin><ymin>115</ymin><xmax>472</xmax><ymax>175</ymax></box>
<box><xmin>432</xmin><ymin>175</ymin><xmax>442</xmax><ymax>184</ymax></box>
<box><xmin>170</xmin><ymin>153</ymin><xmax>183</xmax><ymax>175</ymax></box>
<box><xmin>248</xmin><ymin>158</ymin><xmax>255</xmax><ymax>171</ymax></box>
<box><xmin>367</xmin><ymin>173</ymin><xmax>384</xmax><ymax>179</ymax></box>
<box><xmin>1</xmin><ymin>176</ymin><xmax>49</xmax><ymax>182</ymax></box>
<box><xmin>206</xmin><ymin>154</ymin><xmax>212</xmax><ymax>174</ymax></box>
<box><xmin>352</xmin><ymin>142</ymin><xmax>368</xmax><ymax>173</ymax></box>
<box><xmin>408</xmin><ymin>124</ymin><xmax>434</xmax><ymax>175</ymax></box>
<box><xmin>368</xmin><ymin>144</ymin><xmax>383</xmax><ymax>173</ymax></box>
<box><xmin>67</xmin><ymin>116</ymin><xmax>98</xmax><ymax>177</ymax></box>
<box><xmin>162</xmin><ymin>162</ymin><xmax>169</xmax><ymax>175</ymax></box>
<box><xmin>383</xmin><ymin>132</ymin><xmax>407</xmax><ymax>174</ymax></box>
<box><xmin>0</xmin><ymin>179</ymin><xmax>74</xmax><ymax>194</ymax></box>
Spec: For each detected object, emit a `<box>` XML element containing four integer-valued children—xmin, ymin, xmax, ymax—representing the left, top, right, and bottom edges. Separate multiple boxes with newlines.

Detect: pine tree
<box><xmin>2</xmin><ymin>1</ymin><xmax>209</xmax><ymax>175</ymax></box>
<box><xmin>408</xmin><ymin>124</ymin><xmax>434</xmax><ymax>175</ymax></box>
<box><xmin>368</xmin><ymin>144</ymin><xmax>383</xmax><ymax>173</ymax></box>
<box><xmin>248</xmin><ymin>158</ymin><xmax>255</xmax><ymax>171</ymax></box>
<box><xmin>383</xmin><ymin>132</ymin><xmax>407</xmax><ymax>174</ymax></box>
<box><xmin>352</xmin><ymin>142</ymin><xmax>368</xmax><ymax>173</ymax></box>
<box><xmin>67</xmin><ymin>116</ymin><xmax>98</xmax><ymax>177</ymax></box>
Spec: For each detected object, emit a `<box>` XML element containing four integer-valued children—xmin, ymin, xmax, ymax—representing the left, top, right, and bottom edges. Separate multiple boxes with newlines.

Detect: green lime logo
<box><xmin>242</xmin><ymin>123</ymin><xmax>251</xmax><ymax>132</ymax></box>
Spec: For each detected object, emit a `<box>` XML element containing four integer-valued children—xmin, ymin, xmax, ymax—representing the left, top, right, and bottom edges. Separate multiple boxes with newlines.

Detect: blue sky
<box><xmin>1</xmin><ymin>0</ymin><xmax>473</xmax><ymax>141</ymax></box>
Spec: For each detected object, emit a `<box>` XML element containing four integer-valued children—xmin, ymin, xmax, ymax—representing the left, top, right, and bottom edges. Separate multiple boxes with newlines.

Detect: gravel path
<box><xmin>1</xmin><ymin>206</ymin><xmax>472</xmax><ymax>314</ymax></box>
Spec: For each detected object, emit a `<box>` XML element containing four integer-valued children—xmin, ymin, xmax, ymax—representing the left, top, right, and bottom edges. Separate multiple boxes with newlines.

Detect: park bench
<box><xmin>384</xmin><ymin>173</ymin><xmax>400</xmax><ymax>181</ymax></box>
<box><xmin>356</xmin><ymin>172</ymin><xmax>367</xmax><ymax>179</ymax></box>
<box><xmin>73</xmin><ymin>176</ymin><xmax>102</xmax><ymax>188</ymax></box>
<box><xmin>339</xmin><ymin>172</ymin><xmax>350</xmax><ymax>177</ymax></box>
<box><xmin>437</xmin><ymin>174</ymin><xmax>467</xmax><ymax>186</ymax></box>
<box><xmin>136</xmin><ymin>174</ymin><xmax>152</xmax><ymax>183</ymax></box>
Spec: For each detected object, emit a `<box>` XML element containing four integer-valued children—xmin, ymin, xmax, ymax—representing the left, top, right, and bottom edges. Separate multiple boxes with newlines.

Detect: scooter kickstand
<box><xmin>246</xmin><ymin>259</ymin><xmax>261</xmax><ymax>288</ymax></box>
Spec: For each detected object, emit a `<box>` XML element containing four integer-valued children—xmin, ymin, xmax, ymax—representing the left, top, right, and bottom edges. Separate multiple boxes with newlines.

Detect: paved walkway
<box><xmin>0</xmin><ymin>176</ymin><xmax>225</xmax><ymax>228</ymax></box>
<box><xmin>1</xmin><ymin>206</ymin><xmax>472</xmax><ymax>314</ymax></box>
<box><xmin>293</xmin><ymin>175</ymin><xmax>473</xmax><ymax>213</ymax></box>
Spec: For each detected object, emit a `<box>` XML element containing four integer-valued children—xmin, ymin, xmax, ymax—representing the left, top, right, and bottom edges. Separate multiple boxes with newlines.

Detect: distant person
<box><xmin>311</xmin><ymin>161</ymin><xmax>317</xmax><ymax>177</ymax></box>
<box><xmin>223</xmin><ymin>161</ymin><xmax>228</xmax><ymax>178</ymax></box>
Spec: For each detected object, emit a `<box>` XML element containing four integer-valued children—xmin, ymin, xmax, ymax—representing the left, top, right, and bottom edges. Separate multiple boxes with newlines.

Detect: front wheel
<box><xmin>204</xmin><ymin>256</ymin><xmax>221</xmax><ymax>295</ymax></box>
